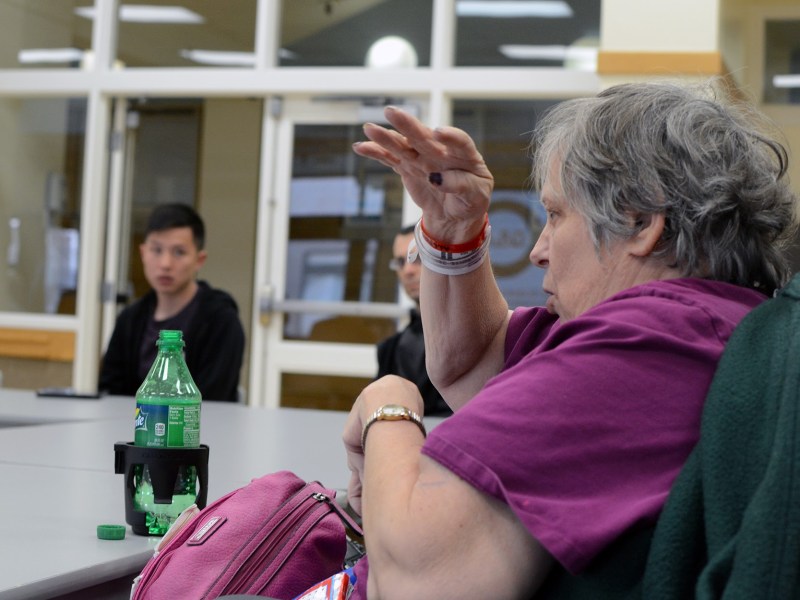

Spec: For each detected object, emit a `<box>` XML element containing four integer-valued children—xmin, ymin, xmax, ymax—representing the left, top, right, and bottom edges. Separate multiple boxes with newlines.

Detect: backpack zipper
<box><xmin>216</xmin><ymin>491</ymin><xmax>332</xmax><ymax>596</ymax></box>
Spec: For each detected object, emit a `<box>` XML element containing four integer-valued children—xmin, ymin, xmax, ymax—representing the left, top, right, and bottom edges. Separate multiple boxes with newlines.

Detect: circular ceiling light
<box><xmin>365</xmin><ymin>36</ymin><xmax>418</xmax><ymax>68</ymax></box>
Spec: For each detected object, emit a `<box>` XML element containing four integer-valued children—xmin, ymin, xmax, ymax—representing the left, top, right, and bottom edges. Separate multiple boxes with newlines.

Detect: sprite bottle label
<box><xmin>134</xmin><ymin>401</ymin><xmax>200</xmax><ymax>448</ymax></box>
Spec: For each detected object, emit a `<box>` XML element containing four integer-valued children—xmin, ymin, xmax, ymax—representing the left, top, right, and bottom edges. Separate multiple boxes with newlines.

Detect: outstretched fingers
<box><xmin>382</xmin><ymin>107</ymin><xmax>449</xmax><ymax>165</ymax></box>
<box><xmin>354</xmin><ymin>108</ymin><xmax>491</xmax><ymax>182</ymax></box>
<box><xmin>431</xmin><ymin>125</ymin><xmax>493</xmax><ymax>178</ymax></box>
<box><xmin>353</xmin><ymin>106</ymin><xmax>495</xmax><ymax>230</ymax></box>
<box><xmin>358</xmin><ymin>123</ymin><xmax>430</xmax><ymax>178</ymax></box>
<box><xmin>383</xmin><ymin>108</ymin><xmax>488</xmax><ymax>175</ymax></box>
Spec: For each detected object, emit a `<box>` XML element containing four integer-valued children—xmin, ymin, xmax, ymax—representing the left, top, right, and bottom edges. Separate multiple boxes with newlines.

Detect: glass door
<box><xmin>251</xmin><ymin>97</ymin><xmax>423</xmax><ymax>409</ymax></box>
<box><xmin>0</xmin><ymin>95</ymin><xmax>88</xmax><ymax>390</ymax></box>
<box><xmin>100</xmin><ymin>96</ymin><xmax>263</xmax><ymax>400</ymax></box>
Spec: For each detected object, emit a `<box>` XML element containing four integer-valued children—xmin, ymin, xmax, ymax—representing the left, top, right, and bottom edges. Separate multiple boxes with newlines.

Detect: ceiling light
<box><xmin>365</xmin><ymin>36</ymin><xmax>418</xmax><ymax>69</ymax></box>
<box><xmin>75</xmin><ymin>5</ymin><xmax>204</xmax><ymax>24</ymax></box>
<box><xmin>499</xmin><ymin>44</ymin><xmax>597</xmax><ymax>70</ymax></box>
<box><xmin>180</xmin><ymin>50</ymin><xmax>255</xmax><ymax>66</ymax></box>
<box><xmin>18</xmin><ymin>48</ymin><xmax>84</xmax><ymax>64</ymax></box>
<box><xmin>773</xmin><ymin>74</ymin><xmax>800</xmax><ymax>88</ymax></box>
<box><xmin>456</xmin><ymin>1</ymin><xmax>573</xmax><ymax>18</ymax></box>
<box><xmin>179</xmin><ymin>49</ymin><xmax>297</xmax><ymax>65</ymax></box>
<box><xmin>500</xmin><ymin>45</ymin><xmax>569</xmax><ymax>60</ymax></box>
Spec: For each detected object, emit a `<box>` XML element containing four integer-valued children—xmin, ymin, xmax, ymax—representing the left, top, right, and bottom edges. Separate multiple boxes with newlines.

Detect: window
<box><xmin>763</xmin><ymin>20</ymin><xmax>800</xmax><ymax>105</ymax></box>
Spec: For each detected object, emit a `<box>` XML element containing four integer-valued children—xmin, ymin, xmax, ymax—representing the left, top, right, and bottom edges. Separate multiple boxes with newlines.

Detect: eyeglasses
<box><xmin>388</xmin><ymin>256</ymin><xmax>418</xmax><ymax>271</ymax></box>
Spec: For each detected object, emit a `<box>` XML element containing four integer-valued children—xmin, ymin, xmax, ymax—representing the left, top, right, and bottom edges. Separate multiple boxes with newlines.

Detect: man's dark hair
<box><xmin>145</xmin><ymin>203</ymin><xmax>206</xmax><ymax>250</ymax></box>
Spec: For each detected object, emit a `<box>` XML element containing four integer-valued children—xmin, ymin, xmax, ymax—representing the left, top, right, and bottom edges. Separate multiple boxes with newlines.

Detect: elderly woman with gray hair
<box><xmin>341</xmin><ymin>80</ymin><xmax>797</xmax><ymax>599</ymax></box>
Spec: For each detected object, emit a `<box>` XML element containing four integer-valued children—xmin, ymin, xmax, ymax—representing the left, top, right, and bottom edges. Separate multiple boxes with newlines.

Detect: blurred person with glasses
<box><xmin>377</xmin><ymin>225</ymin><xmax>452</xmax><ymax>416</ymax></box>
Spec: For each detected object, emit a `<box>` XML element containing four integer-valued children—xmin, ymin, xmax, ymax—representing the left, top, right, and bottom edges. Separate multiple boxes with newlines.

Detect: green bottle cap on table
<box><xmin>97</xmin><ymin>524</ymin><xmax>126</xmax><ymax>540</ymax></box>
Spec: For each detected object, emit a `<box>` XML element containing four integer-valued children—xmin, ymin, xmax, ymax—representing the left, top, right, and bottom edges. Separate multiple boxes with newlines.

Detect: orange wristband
<box><xmin>419</xmin><ymin>214</ymin><xmax>489</xmax><ymax>254</ymax></box>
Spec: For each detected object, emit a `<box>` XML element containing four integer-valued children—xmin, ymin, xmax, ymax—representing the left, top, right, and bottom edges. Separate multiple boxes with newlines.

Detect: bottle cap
<box><xmin>97</xmin><ymin>524</ymin><xmax>127</xmax><ymax>540</ymax></box>
<box><xmin>157</xmin><ymin>329</ymin><xmax>185</xmax><ymax>349</ymax></box>
<box><xmin>158</xmin><ymin>329</ymin><xmax>183</xmax><ymax>341</ymax></box>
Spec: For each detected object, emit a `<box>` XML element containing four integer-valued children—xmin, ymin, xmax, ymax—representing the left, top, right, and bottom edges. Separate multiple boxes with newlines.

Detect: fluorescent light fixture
<box><xmin>18</xmin><ymin>48</ymin><xmax>84</xmax><ymax>64</ymax></box>
<box><xmin>75</xmin><ymin>5</ymin><xmax>204</xmax><ymax>24</ymax></box>
<box><xmin>179</xmin><ymin>49</ymin><xmax>297</xmax><ymax>65</ymax></box>
<box><xmin>773</xmin><ymin>74</ymin><xmax>800</xmax><ymax>88</ymax></box>
<box><xmin>456</xmin><ymin>1</ymin><xmax>573</xmax><ymax>18</ymax></box>
<box><xmin>180</xmin><ymin>50</ymin><xmax>255</xmax><ymax>66</ymax></box>
<box><xmin>500</xmin><ymin>45</ymin><xmax>569</xmax><ymax>60</ymax></box>
<box><xmin>499</xmin><ymin>44</ymin><xmax>597</xmax><ymax>70</ymax></box>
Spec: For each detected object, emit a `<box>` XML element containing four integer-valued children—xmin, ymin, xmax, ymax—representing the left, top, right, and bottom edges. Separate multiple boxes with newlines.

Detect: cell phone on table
<box><xmin>36</xmin><ymin>387</ymin><xmax>102</xmax><ymax>399</ymax></box>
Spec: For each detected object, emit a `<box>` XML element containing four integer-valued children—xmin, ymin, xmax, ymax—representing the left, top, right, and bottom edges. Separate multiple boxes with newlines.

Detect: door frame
<box><xmin>247</xmin><ymin>96</ymin><xmax>426</xmax><ymax>408</ymax></box>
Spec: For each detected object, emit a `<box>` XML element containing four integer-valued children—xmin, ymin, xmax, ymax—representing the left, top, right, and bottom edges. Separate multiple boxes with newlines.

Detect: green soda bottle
<box><xmin>133</xmin><ymin>329</ymin><xmax>201</xmax><ymax>535</ymax></box>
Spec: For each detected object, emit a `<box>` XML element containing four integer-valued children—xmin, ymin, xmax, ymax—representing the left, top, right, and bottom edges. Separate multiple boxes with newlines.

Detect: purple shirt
<box><xmin>422</xmin><ymin>278</ymin><xmax>765</xmax><ymax>573</ymax></box>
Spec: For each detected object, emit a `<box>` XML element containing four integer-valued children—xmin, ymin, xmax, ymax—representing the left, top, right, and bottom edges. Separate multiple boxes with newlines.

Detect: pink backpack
<box><xmin>131</xmin><ymin>470</ymin><xmax>363</xmax><ymax>600</ymax></box>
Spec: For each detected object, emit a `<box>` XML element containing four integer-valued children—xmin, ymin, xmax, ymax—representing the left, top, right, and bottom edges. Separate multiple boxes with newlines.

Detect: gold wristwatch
<box><xmin>361</xmin><ymin>404</ymin><xmax>426</xmax><ymax>449</ymax></box>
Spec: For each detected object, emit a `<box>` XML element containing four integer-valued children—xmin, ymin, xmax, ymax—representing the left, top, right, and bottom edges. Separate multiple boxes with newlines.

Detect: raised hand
<box><xmin>353</xmin><ymin>106</ymin><xmax>494</xmax><ymax>245</ymax></box>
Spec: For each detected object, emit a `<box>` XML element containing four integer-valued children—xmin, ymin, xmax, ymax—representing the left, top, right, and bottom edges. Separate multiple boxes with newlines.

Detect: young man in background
<box><xmin>99</xmin><ymin>203</ymin><xmax>245</xmax><ymax>401</ymax></box>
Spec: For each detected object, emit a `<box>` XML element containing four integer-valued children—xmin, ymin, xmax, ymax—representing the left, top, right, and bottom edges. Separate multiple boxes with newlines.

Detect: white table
<box><xmin>0</xmin><ymin>389</ymin><xmax>356</xmax><ymax>600</ymax></box>
<box><xmin>0</xmin><ymin>464</ymin><xmax>160</xmax><ymax>600</ymax></box>
<box><xmin>0</xmin><ymin>403</ymin><xmax>352</xmax><ymax>494</ymax></box>
<box><xmin>0</xmin><ymin>389</ymin><xmax>132</xmax><ymax>424</ymax></box>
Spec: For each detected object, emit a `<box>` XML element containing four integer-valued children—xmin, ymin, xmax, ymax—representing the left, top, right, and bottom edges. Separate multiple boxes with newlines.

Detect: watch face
<box><xmin>381</xmin><ymin>405</ymin><xmax>409</xmax><ymax>420</ymax></box>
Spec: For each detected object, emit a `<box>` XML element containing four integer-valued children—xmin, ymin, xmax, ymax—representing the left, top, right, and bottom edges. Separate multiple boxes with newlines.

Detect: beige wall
<box><xmin>0</xmin><ymin>357</ymin><xmax>71</xmax><ymax>390</ymax></box>
<box><xmin>196</xmin><ymin>99</ymin><xmax>262</xmax><ymax>398</ymax></box>
<box><xmin>721</xmin><ymin>0</ymin><xmax>800</xmax><ymax>213</ymax></box>
<box><xmin>0</xmin><ymin>3</ymin><xmax>78</xmax><ymax>313</ymax></box>
<box><xmin>602</xmin><ymin>0</ymin><xmax>720</xmax><ymax>52</ymax></box>
<box><xmin>0</xmin><ymin>1</ymin><xmax>76</xmax><ymax>67</ymax></box>
<box><xmin>598</xmin><ymin>0</ymin><xmax>722</xmax><ymax>82</ymax></box>
<box><xmin>0</xmin><ymin>98</ymin><xmax>73</xmax><ymax>313</ymax></box>
<box><xmin>601</xmin><ymin>0</ymin><xmax>800</xmax><ymax>228</ymax></box>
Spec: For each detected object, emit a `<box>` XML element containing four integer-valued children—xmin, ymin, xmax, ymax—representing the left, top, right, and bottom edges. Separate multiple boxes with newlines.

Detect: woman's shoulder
<box><xmin>505</xmin><ymin>278</ymin><xmax>765</xmax><ymax>362</ymax></box>
<box><xmin>577</xmin><ymin>277</ymin><xmax>766</xmax><ymax>347</ymax></box>
<box><xmin>614</xmin><ymin>277</ymin><xmax>765</xmax><ymax>305</ymax></box>
<box><xmin>599</xmin><ymin>277</ymin><xmax>765</xmax><ymax>323</ymax></box>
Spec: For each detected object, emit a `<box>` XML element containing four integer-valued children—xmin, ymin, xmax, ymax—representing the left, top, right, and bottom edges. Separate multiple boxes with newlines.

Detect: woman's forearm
<box><xmin>350</xmin><ymin>376</ymin><xmax>549</xmax><ymax>600</ymax></box>
<box><xmin>420</xmin><ymin>257</ymin><xmax>510</xmax><ymax>408</ymax></box>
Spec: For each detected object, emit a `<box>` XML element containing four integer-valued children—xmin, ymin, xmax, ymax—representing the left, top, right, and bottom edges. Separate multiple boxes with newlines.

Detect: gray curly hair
<box><xmin>530</xmin><ymin>79</ymin><xmax>797</xmax><ymax>296</ymax></box>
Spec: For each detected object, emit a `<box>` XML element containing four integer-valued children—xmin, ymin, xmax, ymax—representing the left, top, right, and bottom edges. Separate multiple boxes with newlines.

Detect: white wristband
<box><xmin>411</xmin><ymin>219</ymin><xmax>492</xmax><ymax>276</ymax></box>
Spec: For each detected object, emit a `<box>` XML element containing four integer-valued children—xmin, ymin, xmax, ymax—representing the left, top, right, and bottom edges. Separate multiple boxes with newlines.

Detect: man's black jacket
<box><xmin>99</xmin><ymin>280</ymin><xmax>245</xmax><ymax>401</ymax></box>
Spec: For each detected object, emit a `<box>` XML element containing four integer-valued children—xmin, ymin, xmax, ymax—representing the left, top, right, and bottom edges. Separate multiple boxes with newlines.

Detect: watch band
<box><xmin>361</xmin><ymin>404</ymin><xmax>426</xmax><ymax>450</ymax></box>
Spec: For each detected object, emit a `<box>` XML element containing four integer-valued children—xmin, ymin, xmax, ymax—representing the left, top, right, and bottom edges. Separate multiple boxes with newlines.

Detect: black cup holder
<box><xmin>114</xmin><ymin>442</ymin><xmax>209</xmax><ymax>536</ymax></box>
